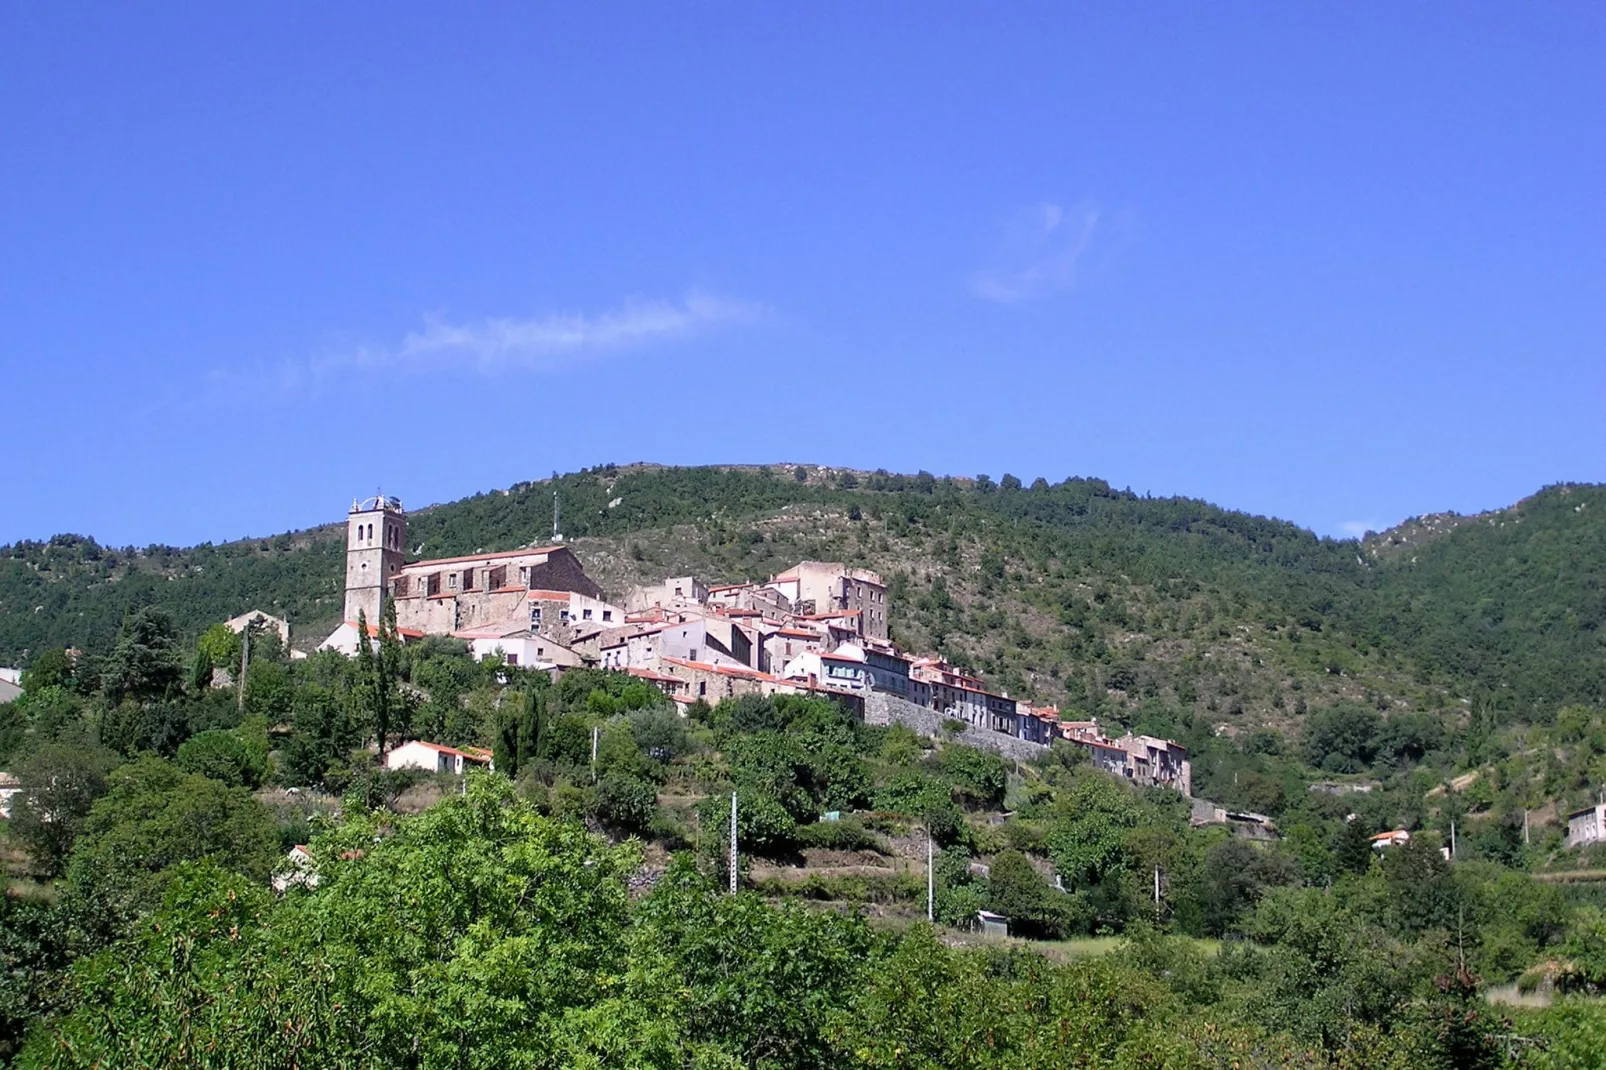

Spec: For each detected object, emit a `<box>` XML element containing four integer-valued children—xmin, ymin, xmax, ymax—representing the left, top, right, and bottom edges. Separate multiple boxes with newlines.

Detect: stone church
<box><xmin>323</xmin><ymin>494</ymin><xmax>606</xmax><ymax>653</ymax></box>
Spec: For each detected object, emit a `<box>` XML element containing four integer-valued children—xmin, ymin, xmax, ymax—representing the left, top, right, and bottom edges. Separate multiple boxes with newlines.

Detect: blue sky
<box><xmin>3</xmin><ymin>5</ymin><xmax>1603</xmax><ymax>547</ymax></box>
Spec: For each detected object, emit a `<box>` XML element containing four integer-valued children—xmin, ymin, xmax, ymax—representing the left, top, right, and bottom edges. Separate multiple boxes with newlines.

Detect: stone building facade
<box><xmin>326</xmin><ymin>495</ymin><xmax>611</xmax><ymax>652</ymax></box>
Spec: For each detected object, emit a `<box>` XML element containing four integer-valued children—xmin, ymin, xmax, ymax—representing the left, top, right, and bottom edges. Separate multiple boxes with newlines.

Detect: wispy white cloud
<box><xmin>970</xmin><ymin>200</ymin><xmax>1101</xmax><ymax>303</ymax></box>
<box><xmin>211</xmin><ymin>291</ymin><xmax>760</xmax><ymax>399</ymax></box>
<box><xmin>319</xmin><ymin>290</ymin><xmax>758</xmax><ymax>378</ymax></box>
<box><xmin>1339</xmin><ymin>520</ymin><xmax>1381</xmax><ymax>539</ymax></box>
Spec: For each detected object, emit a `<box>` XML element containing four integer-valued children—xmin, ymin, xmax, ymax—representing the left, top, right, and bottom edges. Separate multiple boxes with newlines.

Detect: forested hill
<box><xmin>2</xmin><ymin>465</ymin><xmax>1602</xmax><ymax>725</ymax></box>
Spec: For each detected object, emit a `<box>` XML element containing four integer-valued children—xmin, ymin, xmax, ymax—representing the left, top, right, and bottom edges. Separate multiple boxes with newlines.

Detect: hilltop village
<box><xmin>318</xmin><ymin>495</ymin><xmax>1191</xmax><ymax>795</ymax></box>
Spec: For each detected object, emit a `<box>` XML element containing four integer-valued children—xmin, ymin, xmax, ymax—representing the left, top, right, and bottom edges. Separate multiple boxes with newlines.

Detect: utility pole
<box><xmin>729</xmin><ymin>792</ymin><xmax>739</xmax><ymax>895</ymax></box>
<box><xmin>1154</xmin><ymin>865</ymin><xmax>1161</xmax><ymax>909</ymax></box>
<box><xmin>236</xmin><ymin>625</ymin><xmax>251</xmax><ymax>713</ymax></box>
<box><xmin>1524</xmin><ymin>809</ymin><xmax>1531</xmax><ymax>845</ymax></box>
<box><xmin>1450</xmin><ymin>819</ymin><xmax>1457</xmax><ymax>860</ymax></box>
<box><xmin>591</xmin><ymin>726</ymin><xmax>599</xmax><ymax>782</ymax></box>
<box><xmin>553</xmin><ymin>490</ymin><xmax>562</xmax><ymax>543</ymax></box>
<box><xmin>926</xmin><ymin>827</ymin><xmax>934</xmax><ymax>923</ymax></box>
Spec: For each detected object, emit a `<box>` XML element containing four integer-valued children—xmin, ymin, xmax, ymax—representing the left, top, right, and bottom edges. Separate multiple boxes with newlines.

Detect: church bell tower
<box><xmin>344</xmin><ymin>495</ymin><xmax>407</xmax><ymax>625</ymax></box>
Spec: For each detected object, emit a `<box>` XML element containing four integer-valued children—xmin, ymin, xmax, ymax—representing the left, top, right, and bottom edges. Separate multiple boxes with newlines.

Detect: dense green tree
<box><xmin>0</xmin><ymin>699</ymin><xmax>24</xmax><ymax>766</ymax></box>
<box><xmin>1381</xmin><ymin>834</ymin><xmax>1461</xmax><ymax>935</ymax></box>
<box><xmin>1335</xmin><ymin>815</ymin><xmax>1377</xmax><ymax>876</ymax></box>
<box><xmin>938</xmin><ymin>745</ymin><xmax>1009</xmax><ymax>808</ymax></box>
<box><xmin>495</xmin><ymin>685</ymin><xmax>546</xmax><ymax>779</ymax></box>
<box><xmin>597</xmin><ymin>771</ymin><xmax>658</xmax><ymax>833</ymax></box>
<box><xmin>0</xmin><ymin>894</ymin><xmax>73</xmax><ymax>1061</ymax></box>
<box><xmin>279</xmin><ymin>679</ymin><xmax>360</xmax><ymax>787</ymax></box>
<box><xmin>986</xmin><ymin>850</ymin><xmax>1079</xmax><ymax>938</ymax></box>
<box><xmin>174</xmin><ymin>720</ymin><xmax>269</xmax><ymax>788</ymax></box>
<box><xmin>1304</xmin><ymin>703</ymin><xmax>1382</xmax><ymax>772</ymax></box>
<box><xmin>26</xmin><ymin>778</ymin><xmax>642</xmax><ymax>1066</ymax></box>
<box><xmin>62</xmin><ymin>755</ymin><xmax>279</xmax><ymax>939</ymax></box>
<box><xmin>631</xmin><ymin>857</ymin><xmax>875</xmax><ymax>1068</ymax></box>
<box><xmin>354</xmin><ymin>600</ymin><xmax>406</xmax><ymax>757</ymax></box>
<box><xmin>1191</xmin><ymin>838</ymin><xmax>1301</xmax><ymax>936</ymax></box>
<box><xmin>100</xmin><ymin>607</ymin><xmax>184</xmax><ymax>705</ymax></box>
<box><xmin>20</xmin><ymin>648</ymin><xmax>74</xmax><ymax>693</ymax></box>
<box><xmin>7</xmin><ymin>743</ymin><xmax>119</xmax><ymax>878</ymax></box>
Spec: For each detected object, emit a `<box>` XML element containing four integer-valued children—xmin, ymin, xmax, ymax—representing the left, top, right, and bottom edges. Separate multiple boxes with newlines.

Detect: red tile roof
<box><xmin>628</xmin><ymin>667</ymin><xmax>683</xmax><ymax>684</ymax></box>
<box><xmin>399</xmin><ymin>740</ymin><xmax>493</xmax><ymax>762</ymax></box>
<box><xmin>406</xmin><ymin>545</ymin><xmax>568</xmax><ymax>569</ymax></box>
<box><xmin>342</xmin><ymin>621</ymin><xmax>425</xmax><ymax>639</ymax></box>
<box><xmin>659</xmin><ymin>656</ymin><xmax>777</xmax><ymax>682</ymax></box>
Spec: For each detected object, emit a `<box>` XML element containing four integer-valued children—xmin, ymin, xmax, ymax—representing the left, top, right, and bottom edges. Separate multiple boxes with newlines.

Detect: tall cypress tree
<box><xmin>495</xmin><ymin>687</ymin><xmax>544</xmax><ymax>780</ymax></box>
<box><xmin>355</xmin><ymin>601</ymin><xmax>403</xmax><ymax>758</ymax></box>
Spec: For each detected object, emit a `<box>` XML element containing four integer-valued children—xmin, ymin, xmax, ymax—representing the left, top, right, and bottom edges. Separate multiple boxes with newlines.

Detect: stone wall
<box><xmin>864</xmin><ymin>692</ymin><xmax>1047</xmax><ymax>763</ymax></box>
<box><xmin>529</xmin><ymin>548</ymin><xmax>606</xmax><ymax>600</ymax></box>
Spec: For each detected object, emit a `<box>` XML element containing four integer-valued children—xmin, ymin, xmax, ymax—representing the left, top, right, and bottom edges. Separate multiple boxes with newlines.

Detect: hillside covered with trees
<box><xmin>3</xmin><ymin>464</ymin><xmax>1606</xmax><ymax>1067</ymax></box>
<box><xmin>4</xmin><ymin>464</ymin><xmax>1601</xmax><ymax>730</ymax></box>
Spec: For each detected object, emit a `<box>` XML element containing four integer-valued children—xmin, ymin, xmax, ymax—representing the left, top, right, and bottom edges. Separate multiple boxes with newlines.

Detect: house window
<box><xmin>583</xmin><ymin>608</ymin><xmax>592</xmax><ymax>620</ymax></box>
<box><xmin>602</xmin><ymin>610</ymin><xmax>612</xmax><ymax>622</ymax></box>
<box><xmin>560</xmin><ymin>609</ymin><xmax>570</xmax><ymax>622</ymax></box>
<box><xmin>506</xmin><ymin>653</ymin><xmax>518</xmax><ymax>666</ymax></box>
<box><xmin>698</xmin><ymin>682</ymin><xmax>707</xmax><ymax>697</ymax></box>
<box><xmin>530</xmin><ymin>606</ymin><xmax>542</xmax><ymax>623</ymax></box>
<box><xmin>448</xmin><ymin>574</ymin><xmax>458</xmax><ymax>590</ymax></box>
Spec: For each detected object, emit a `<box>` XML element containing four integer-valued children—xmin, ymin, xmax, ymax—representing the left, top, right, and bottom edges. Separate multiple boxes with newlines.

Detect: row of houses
<box><xmin>313</xmin><ymin>493</ymin><xmax>1192</xmax><ymax>796</ymax></box>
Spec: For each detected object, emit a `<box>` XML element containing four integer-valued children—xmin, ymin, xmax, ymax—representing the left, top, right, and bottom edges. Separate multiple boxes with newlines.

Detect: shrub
<box><xmin>597</xmin><ymin>773</ymin><xmax>658</xmax><ymax>833</ymax></box>
<box><xmin>793</xmin><ymin>818</ymin><xmax>885</xmax><ymax>853</ymax></box>
<box><xmin>176</xmin><ymin>727</ymin><xmax>267</xmax><ymax>788</ymax></box>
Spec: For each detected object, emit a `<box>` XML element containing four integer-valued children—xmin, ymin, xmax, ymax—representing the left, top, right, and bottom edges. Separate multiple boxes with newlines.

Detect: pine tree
<box><xmin>1335</xmin><ymin>816</ymin><xmax>1374</xmax><ymax>876</ymax></box>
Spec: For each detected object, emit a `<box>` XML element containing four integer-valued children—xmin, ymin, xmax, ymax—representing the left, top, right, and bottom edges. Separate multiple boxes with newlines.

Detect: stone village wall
<box><xmin>863</xmin><ymin>692</ymin><xmax>1047</xmax><ymax>763</ymax></box>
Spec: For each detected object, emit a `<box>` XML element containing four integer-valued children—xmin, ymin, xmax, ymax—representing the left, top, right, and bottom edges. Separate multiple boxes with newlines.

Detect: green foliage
<box><xmin>7</xmin><ymin>743</ymin><xmax>119</xmax><ymax>878</ymax></box>
<box><xmin>875</xmin><ymin>770</ymin><xmax>965</xmax><ymax>846</ymax></box>
<box><xmin>1188</xmin><ymin>838</ymin><xmax>1302</xmax><ymax>937</ymax></box>
<box><xmin>792</xmin><ymin>817</ymin><xmax>884</xmax><ymax>853</ymax></box>
<box><xmin>62</xmin><ymin>755</ymin><xmax>279</xmax><ymax>939</ymax></box>
<box><xmin>354</xmin><ymin>599</ymin><xmax>407</xmax><ymax>756</ymax></box>
<box><xmin>174</xmin><ymin>718</ymin><xmax>270</xmax><ymax>788</ymax></box>
<box><xmin>1305</xmin><ymin>702</ymin><xmax>1382</xmax><ymax>772</ymax></box>
<box><xmin>938</xmin><ymin>745</ymin><xmax>1008</xmax><ymax>808</ymax></box>
<box><xmin>99</xmin><ymin>607</ymin><xmax>184</xmax><ymax>705</ymax></box>
<box><xmin>0</xmin><ymin>894</ymin><xmax>73</xmax><ymax>1062</ymax></box>
<box><xmin>20</xmin><ymin>648</ymin><xmax>74</xmax><ymax>693</ymax></box>
<box><xmin>28</xmin><ymin>779</ymin><xmax>642</xmax><ymax>1066</ymax></box>
<box><xmin>700</xmin><ymin>787</ymin><xmax>797</xmax><ymax>857</ymax></box>
<box><xmin>495</xmin><ymin>685</ymin><xmax>547</xmax><ymax>779</ymax></box>
<box><xmin>279</xmin><ymin>676</ymin><xmax>361</xmax><ymax>788</ymax></box>
<box><xmin>597</xmin><ymin>771</ymin><xmax>659</xmax><ymax>833</ymax></box>
<box><xmin>1041</xmin><ymin>769</ymin><xmax>1140</xmax><ymax>889</ymax></box>
<box><xmin>986</xmin><ymin>850</ymin><xmax>1081</xmax><ymax>938</ymax></box>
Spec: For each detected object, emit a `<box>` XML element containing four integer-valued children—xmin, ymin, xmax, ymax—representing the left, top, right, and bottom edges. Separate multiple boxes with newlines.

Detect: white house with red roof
<box><xmin>386</xmin><ymin>740</ymin><xmax>495</xmax><ymax>775</ymax></box>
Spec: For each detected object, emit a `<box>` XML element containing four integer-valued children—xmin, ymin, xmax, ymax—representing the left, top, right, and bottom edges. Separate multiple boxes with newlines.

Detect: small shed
<box><xmin>976</xmin><ymin>910</ymin><xmax>1010</xmax><ymax>938</ymax></box>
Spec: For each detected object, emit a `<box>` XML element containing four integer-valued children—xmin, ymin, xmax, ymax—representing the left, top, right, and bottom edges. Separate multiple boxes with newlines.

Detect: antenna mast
<box><xmin>553</xmin><ymin>490</ymin><xmax>563</xmax><ymax>543</ymax></box>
